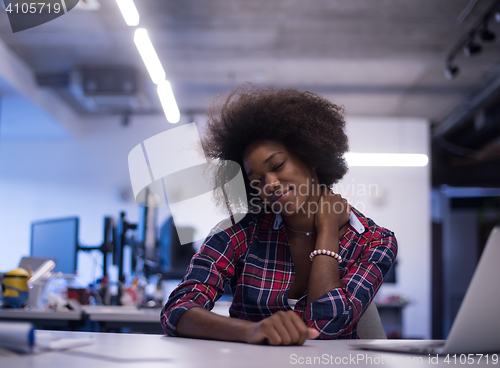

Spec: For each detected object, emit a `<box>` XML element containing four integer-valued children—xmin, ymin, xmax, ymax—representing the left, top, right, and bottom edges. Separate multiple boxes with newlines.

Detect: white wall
<box><xmin>0</xmin><ymin>114</ymin><xmax>177</xmax><ymax>282</ymax></box>
<box><xmin>339</xmin><ymin>117</ymin><xmax>431</xmax><ymax>339</ymax></box>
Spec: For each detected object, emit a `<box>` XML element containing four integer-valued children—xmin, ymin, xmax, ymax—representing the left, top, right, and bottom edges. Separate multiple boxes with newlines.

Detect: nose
<box><xmin>264</xmin><ymin>175</ymin><xmax>280</xmax><ymax>196</ymax></box>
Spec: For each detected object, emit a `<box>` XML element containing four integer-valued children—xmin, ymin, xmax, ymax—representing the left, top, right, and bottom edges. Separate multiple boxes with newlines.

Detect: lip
<box><xmin>272</xmin><ymin>188</ymin><xmax>290</xmax><ymax>203</ymax></box>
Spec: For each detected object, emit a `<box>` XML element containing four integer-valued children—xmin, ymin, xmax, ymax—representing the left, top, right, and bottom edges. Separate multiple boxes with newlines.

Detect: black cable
<box><xmin>456</xmin><ymin>0</ymin><xmax>480</xmax><ymax>24</ymax></box>
<box><xmin>437</xmin><ymin>138</ymin><xmax>478</xmax><ymax>158</ymax></box>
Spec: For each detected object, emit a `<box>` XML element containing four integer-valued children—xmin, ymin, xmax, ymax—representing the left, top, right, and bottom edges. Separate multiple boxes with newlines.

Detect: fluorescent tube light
<box><xmin>158</xmin><ymin>80</ymin><xmax>180</xmax><ymax>124</ymax></box>
<box><xmin>134</xmin><ymin>28</ymin><xmax>166</xmax><ymax>84</ymax></box>
<box><xmin>116</xmin><ymin>0</ymin><xmax>140</xmax><ymax>26</ymax></box>
<box><xmin>345</xmin><ymin>153</ymin><xmax>429</xmax><ymax>167</ymax></box>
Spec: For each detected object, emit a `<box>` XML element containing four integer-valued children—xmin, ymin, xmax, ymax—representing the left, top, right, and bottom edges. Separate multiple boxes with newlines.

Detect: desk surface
<box><xmin>1</xmin><ymin>330</ymin><xmax>497</xmax><ymax>368</ymax></box>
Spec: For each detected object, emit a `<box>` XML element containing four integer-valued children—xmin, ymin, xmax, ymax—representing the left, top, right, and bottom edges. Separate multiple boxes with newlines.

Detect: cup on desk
<box><xmin>2</xmin><ymin>268</ymin><xmax>30</xmax><ymax>308</ymax></box>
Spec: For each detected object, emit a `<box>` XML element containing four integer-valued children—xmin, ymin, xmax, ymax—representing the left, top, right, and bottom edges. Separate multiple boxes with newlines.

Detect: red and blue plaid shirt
<box><xmin>161</xmin><ymin>207</ymin><xmax>397</xmax><ymax>339</ymax></box>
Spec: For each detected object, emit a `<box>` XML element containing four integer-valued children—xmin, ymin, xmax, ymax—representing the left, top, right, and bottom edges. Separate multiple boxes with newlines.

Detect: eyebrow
<box><xmin>246</xmin><ymin>152</ymin><xmax>283</xmax><ymax>178</ymax></box>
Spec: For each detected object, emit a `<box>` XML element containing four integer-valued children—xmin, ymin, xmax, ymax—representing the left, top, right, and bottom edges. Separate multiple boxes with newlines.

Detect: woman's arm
<box><xmin>161</xmin><ymin>220</ymin><xmax>247</xmax><ymax>337</ymax></box>
<box><xmin>177</xmin><ymin>307</ymin><xmax>318</xmax><ymax>345</ymax></box>
<box><xmin>305</xmin><ymin>192</ymin><xmax>397</xmax><ymax>338</ymax></box>
<box><xmin>307</xmin><ymin>191</ymin><xmax>348</xmax><ymax>305</ymax></box>
<box><xmin>177</xmin><ymin>307</ymin><xmax>251</xmax><ymax>342</ymax></box>
<box><xmin>304</xmin><ymin>229</ymin><xmax>397</xmax><ymax>338</ymax></box>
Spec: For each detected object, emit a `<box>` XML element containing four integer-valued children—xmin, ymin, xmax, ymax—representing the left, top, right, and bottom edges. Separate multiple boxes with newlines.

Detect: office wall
<box><xmin>340</xmin><ymin>117</ymin><xmax>431</xmax><ymax>339</ymax></box>
<box><xmin>0</xmin><ymin>114</ymin><xmax>174</xmax><ymax>283</ymax></box>
<box><xmin>0</xmin><ymin>112</ymin><xmax>430</xmax><ymax>338</ymax></box>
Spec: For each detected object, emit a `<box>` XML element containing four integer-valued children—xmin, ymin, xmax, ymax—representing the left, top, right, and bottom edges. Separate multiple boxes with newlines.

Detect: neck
<box><xmin>281</xmin><ymin>184</ymin><xmax>321</xmax><ymax>233</ymax></box>
<box><xmin>281</xmin><ymin>211</ymin><xmax>316</xmax><ymax>233</ymax></box>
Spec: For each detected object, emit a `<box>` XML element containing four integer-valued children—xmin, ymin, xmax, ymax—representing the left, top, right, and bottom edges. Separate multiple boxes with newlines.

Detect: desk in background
<box><xmin>82</xmin><ymin>306</ymin><xmax>163</xmax><ymax>334</ymax></box>
<box><xmin>0</xmin><ymin>309</ymin><xmax>83</xmax><ymax>331</ymax></box>
<box><xmin>0</xmin><ymin>301</ymin><xmax>232</xmax><ymax>334</ymax></box>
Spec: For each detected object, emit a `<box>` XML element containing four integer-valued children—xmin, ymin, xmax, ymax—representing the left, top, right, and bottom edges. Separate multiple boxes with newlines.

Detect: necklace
<box><xmin>285</xmin><ymin>226</ymin><xmax>316</xmax><ymax>236</ymax></box>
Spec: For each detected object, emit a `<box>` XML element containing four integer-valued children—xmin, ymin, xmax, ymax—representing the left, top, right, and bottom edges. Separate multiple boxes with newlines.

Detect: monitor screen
<box><xmin>30</xmin><ymin>217</ymin><xmax>79</xmax><ymax>274</ymax></box>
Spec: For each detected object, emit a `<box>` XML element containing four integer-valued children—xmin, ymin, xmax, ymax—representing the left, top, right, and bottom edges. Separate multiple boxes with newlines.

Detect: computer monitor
<box><xmin>30</xmin><ymin>217</ymin><xmax>79</xmax><ymax>274</ymax></box>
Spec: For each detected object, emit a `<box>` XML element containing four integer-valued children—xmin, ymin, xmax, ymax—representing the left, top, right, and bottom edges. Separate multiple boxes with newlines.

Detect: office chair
<box><xmin>357</xmin><ymin>302</ymin><xmax>387</xmax><ymax>339</ymax></box>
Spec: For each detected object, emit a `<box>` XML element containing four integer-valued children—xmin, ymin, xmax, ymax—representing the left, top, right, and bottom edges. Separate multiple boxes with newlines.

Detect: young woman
<box><xmin>161</xmin><ymin>85</ymin><xmax>397</xmax><ymax>345</ymax></box>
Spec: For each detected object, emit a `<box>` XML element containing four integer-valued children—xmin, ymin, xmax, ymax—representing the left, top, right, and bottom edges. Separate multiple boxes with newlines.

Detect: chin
<box><xmin>271</xmin><ymin>200</ymin><xmax>296</xmax><ymax>216</ymax></box>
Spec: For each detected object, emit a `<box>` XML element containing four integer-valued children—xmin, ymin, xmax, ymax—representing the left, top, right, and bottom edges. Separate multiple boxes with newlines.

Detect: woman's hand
<box><xmin>244</xmin><ymin>310</ymin><xmax>320</xmax><ymax>345</ymax></box>
<box><xmin>314</xmin><ymin>188</ymin><xmax>350</xmax><ymax>234</ymax></box>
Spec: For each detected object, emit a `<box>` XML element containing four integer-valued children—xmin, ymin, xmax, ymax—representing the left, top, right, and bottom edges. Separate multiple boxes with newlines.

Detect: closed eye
<box><xmin>272</xmin><ymin>162</ymin><xmax>284</xmax><ymax>171</ymax></box>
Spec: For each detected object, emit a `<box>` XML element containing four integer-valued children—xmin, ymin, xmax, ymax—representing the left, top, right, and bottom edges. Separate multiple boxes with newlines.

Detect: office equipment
<box><xmin>138</xmin><ymin>197</ymin><xmax>158</xmax><ymax>278</ymax></box>
<box><xmin>0</xmin><ymin>322</ymin><xmax>34</xmax><ymax>353</ymax></box>
<box><xmin>22</xmin><ymin>259</ymin><xmax>55</xmax><ymax>309</ymax></box>
<box><xmin>26</xmin><ymin>260</ymin><xmax>55</xmax><ymax>289</ymax></box>
<box><xmin>99</xmin><ymin>217</ymin><xmax>116</xmax><ymax>276</ymax></box>
<box><xmin>114</xmin><ymin>212</ymin><xmax>137</xmax><ymax>280</ymax></box>
<box><xmin>18</xmin><ymin>258</ymin><xmax>52</xmax><ymax>274</ymax></box>
<box><xmin>158</xmin><ymin>216</ymin><xmax>195</xmax><ymax>279</ymax></box>
<box><xmin>77</xmin><ymin>217</ymin><xmax>116</xmax><ymax>278</ymax></box>
<box><xmin>357</xmin><ymin>226</ymin><xmax>500</xmax><ymax>354</ymax></box>
<box><xmin>30</xmin><ymin>217</ymin><xmax>79</xmax><ymax>275</ymax></box>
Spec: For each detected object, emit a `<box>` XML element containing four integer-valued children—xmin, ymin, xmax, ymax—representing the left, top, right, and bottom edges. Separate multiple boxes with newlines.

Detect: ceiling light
<box><xmin>116</xmin><ymin>0</ymin><xmax>139</xmax><ymax>26</ymax></box>
<box><xmin>134</xmin><ymin>28</ymin><xmax>166</xmax><ymax>84</ymax></box>
<box><xmin>158</xmin><ymin>80</ymin><xmax>180</xmax><ymax>124</ymax></box>
<box><xmin>444</xmin><ymin>64</ymin><xmax>459</xmax><ymax>80</ymax></box>
<box><xmin>344</xmin><ymin>153</ymin><xmax>429</xmax><ymax>167</ymax></box>
<box><xmin>495</xmin><ymin>11</ymin><xmax>500</xmax><ymax>23</ymax></box>
<box><xmin>463</xmin><ymin>41</ymin><xmax>482</xmax><ymax>57</ymax></box>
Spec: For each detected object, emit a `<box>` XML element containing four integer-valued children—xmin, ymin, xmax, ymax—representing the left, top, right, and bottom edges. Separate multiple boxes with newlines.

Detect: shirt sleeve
<box><xmin>303</xmin><ymin>229</ymin><xmax>398</xmax><ymax>339</ymax></box>
<box><xmin>160</xmin><ymin>223</ymin><xmax>247</xmax><ymax>336</ymax></box>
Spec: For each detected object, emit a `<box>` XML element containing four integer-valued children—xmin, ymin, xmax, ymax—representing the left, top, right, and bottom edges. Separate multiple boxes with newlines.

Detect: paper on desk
<box><xmin>34</xmin><ymin>331</ymin><xmax>95</xmax><ymax>352</ymax></box>
<box><xmin>0</xmin><ymin>321</ymin><xmax>35</xmax><ymax>353</ymax></box>
<box><xmin>0</xmin><ymin>322</ymin><xmax>95</xmax><ymax>354</ymax></box>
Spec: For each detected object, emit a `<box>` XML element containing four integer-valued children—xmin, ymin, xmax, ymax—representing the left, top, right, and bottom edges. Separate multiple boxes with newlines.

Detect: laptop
<box><xmin>356</xmin><ymin>226</ymin><xmax>500</xmax><ymax>354</ymax></box>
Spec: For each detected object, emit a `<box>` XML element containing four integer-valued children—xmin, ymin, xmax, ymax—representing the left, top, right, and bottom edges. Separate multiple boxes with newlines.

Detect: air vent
<box><xmin>69</xmin><ymin>66</ymin><xmax>144</xmax><ymax>113</ymax></box>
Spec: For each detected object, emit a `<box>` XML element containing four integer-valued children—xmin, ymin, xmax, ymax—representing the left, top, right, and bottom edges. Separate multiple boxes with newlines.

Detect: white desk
<box><xmin>80</xmin><ymin>301</ymin><xmax>231</xmax><ymax>333</ymax></box>
<box><xmin>1</xmin><ymin>330</ymin><xmax>497</xmax><ymax>368</ymax></box>
<box><xmin>0</xmin><ymin>309</ymin><xmax>82</xmax><ymax>321</ymax></box>
<box><xmin>0</xmin><ymin>301</ymin><xmax>230</xmax><ymax>334</ymax></box>
<box><xmin>82</xmin><ymin>306</ymin><xmax>162</xmax><ymax>323</ymax></box>
<box><xmin>81</xmin><ymin>306</ymin><xmax>163</xmax><ymax>333</ymax></box>
<box><xmin>0</xmin><ymin>309</ymin><xmax>83</xmax><ymax>330</ymax></box>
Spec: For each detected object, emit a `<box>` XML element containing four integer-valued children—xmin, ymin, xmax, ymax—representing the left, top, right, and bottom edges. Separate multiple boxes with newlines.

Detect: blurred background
<box><xmin>0</xmin><ymin>0</ymin><xmax>499</xmax><ymax>339</ymax></box>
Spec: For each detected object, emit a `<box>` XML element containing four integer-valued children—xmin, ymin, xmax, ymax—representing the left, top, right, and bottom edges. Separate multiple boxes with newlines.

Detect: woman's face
<box><xmin>243</xmin><ymin>140</ymin><xmax>320</xmax><ymax>216</ymax></box>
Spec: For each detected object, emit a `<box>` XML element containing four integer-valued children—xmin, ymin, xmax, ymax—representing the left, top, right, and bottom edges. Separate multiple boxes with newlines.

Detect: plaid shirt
<box><xmin>161</xmin><ymin>207</ymin><xmax>397</xmax><ymax>339</ymax></box>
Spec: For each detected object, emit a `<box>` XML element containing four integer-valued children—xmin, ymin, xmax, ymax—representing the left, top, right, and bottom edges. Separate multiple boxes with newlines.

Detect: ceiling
<box><xmin>0</xmin><ymin>0</ymin><xmax>500</xmax><ymax>125</ymax></box>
